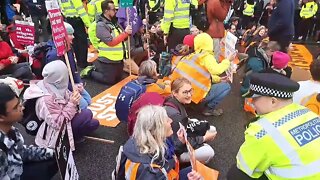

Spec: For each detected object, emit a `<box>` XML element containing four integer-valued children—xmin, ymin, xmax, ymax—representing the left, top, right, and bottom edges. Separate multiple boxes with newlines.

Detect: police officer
<box><xmin>87</xmin><ymin>0</ymin><xmax>104</xmax><ymax>22</ymax></box>
<box><xmin>228</xmin><ymin>73</ymin><xmax>320</xmax><ymax>180</ymax></box>
<box><xmin>161</xmin><ymin>0</ymin><xmax>198</xmax><ymax>51</ymax></box>
<box><xmin>59</xmin><ymin>0</ymin><xmax>90</xmax><ymax>68</ymax></box>
<box><xmin>296</xmin><ymin>0</ymin><xmax>318</xmax><ymax>41</ymax></box>
<box><xmin>241</xmin><ymin>0</ymin><xmax>255</xmax><ymax>29</ymax></box>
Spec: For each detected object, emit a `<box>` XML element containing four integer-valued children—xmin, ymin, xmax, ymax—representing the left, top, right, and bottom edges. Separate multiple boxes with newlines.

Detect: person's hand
<box><xmin>70</xmin><ymin>91</ymin><xmax>81</xmax><ymax>105</ymax></box>
<box><xmin>163</xmin><ymin>35</ymin><xmax>168</xmax><ymax>45</ymax></box>
<box><xmin>144</xmin><ymin>33</ymin><xmax>150</xmax><ymax>39</ymax></box>
<box><xmin>143</xmin><ymin>43</ymin><xmax>149</xmax><ymax>50</ymax></box>
<box><xmin>76</xmin><ymin>83</ymin><xmax>84</xmax><ymax>93</ymax></box>
<box><xmin>220</xmin><ymin>76</ymin><xmax>230</xmax><ymax>83</ymax></box>
<box><xmin>227</xmin><ymin>51</ymin><xmax>237</xmax><ymax>62</ymax></box>
<box><xmin>125</xmin><ymin>25</ymin><xmax>132</xmax><ymax>35</ymax></box>
<box><xmin>187</xmin><ymin>170</ymin><xmax>203</xmax><ymax>180</ymax></box>
<box><xmin>9</xmin><ymin>56</ymin><xmax>18</xmax><ymax>64</ymax></box>
<box><xmin>0</xmin><ymin>64</ymin><xmax>4</xmax><ymax>71</ymax></box>
<box><xmin>203</xmin><ymin>131</ymin><xmax>217</xmax><ymax>142</ymax></box>
<box><xmin>177</xmin><ymin>129</ymin><xmax>186</xmax><ymax>144</ymax></box>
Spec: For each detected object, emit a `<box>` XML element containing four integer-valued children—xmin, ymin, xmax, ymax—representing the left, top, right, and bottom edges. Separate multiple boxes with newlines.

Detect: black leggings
<box><xmin>227</xmin><ymin>164</ymin><xmax>268</xmax><ymax>180</ymax></box>
<box><xmin>21</xmin><ymin>159</ymin><xmax>58</xmax><ymax>180</ymax></box>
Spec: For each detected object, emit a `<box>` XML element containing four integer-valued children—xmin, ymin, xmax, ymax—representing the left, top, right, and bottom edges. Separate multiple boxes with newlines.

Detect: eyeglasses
<box><xmin>181</xmin><ymin>89</ymin><xmax>194</xmax><ymax>96</ymax></box>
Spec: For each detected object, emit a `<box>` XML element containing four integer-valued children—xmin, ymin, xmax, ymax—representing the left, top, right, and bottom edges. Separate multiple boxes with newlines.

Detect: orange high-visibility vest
<box><xmin>244</xmin><ymin>98</ymin><xmax>256</xmax><ymax>115</ymax></box>
<box><xmin>301</xmin><ymin>93</ymin><xmax>320</xmax><ymax>115</ymax></box>
<box><xmin>170</xmin><ymin>52</ymin><xmax>211</xmax><ymax>104</ymax></box>
<box><xmin>171</xmin><ymin>55</ymin><xmax>184</xmax><ymax>70</ymax></box>
<box><xmin>125</xmin><ymin>156</ymin><xmax>179</xmax><ymax>180</ymax></box>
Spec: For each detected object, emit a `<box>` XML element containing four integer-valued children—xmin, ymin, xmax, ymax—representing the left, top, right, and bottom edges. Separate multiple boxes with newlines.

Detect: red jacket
<box><xmin>0</xmin><ymin>41</ymin><xmax>14</xmax><ymax>68</ymax></box>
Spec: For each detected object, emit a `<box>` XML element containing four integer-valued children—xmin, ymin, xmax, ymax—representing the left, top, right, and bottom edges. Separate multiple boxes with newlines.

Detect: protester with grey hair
<box><xmin>113</xmin><ymin>105</ymin><xmax>203</xmax><ymax>180</ymax></box>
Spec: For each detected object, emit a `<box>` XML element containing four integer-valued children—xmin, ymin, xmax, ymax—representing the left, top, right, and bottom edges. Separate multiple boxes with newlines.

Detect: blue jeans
<box><xmin>179</xmin><ymin>166</ymin><xmax>192</xmax><ymax>180</ymax></box>
<box><xmin>79</xmin><ymin>89</ymin><xmax>92</xmax><ymax>110</ymax></box>
<box><xmin>203</xmin><ymin>82</ymin><xmax>231</xmax><ymax>109</ymax></box>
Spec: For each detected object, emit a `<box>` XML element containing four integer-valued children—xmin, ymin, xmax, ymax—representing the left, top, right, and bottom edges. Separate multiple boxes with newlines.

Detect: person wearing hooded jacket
<box><xmin>171</xmin><ymin>33</ymin><xmax>235</xmax><ymax>116</ymax></box>
<box><xmin>23</xmin><ymin>61</ymin><xmax>99</xmax><ymax>151</ymax></box>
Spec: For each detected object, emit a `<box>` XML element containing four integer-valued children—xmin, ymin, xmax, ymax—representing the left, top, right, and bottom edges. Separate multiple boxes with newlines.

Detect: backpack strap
<box><xmin>125</xmin><ymin>159</ymin><xmax>141</xmax><ymax>180</ymax></box>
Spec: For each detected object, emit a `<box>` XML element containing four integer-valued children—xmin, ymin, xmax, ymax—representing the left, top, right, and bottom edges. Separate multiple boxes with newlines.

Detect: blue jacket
<box><xmin>46</xmin><ymin>40</ymin><xmax>82</xmax><ymax>89</ymax></box>
<box><xmin>268</xmin><ymin>0</ymin><xmax>295</xmax><ymax>39</ymax></box>
<box><xmin>26</xmin><ymin>0</ymin><xmax>47</xmax><ymax>17</ymax></box>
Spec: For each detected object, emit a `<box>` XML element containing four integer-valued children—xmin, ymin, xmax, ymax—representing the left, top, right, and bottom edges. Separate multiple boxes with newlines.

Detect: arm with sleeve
<box><xmin>201</xmin><ymin>55</ymin><xmax>230</xmax><ymax>83</ymax></box>
<box><xmin>71</xmin><ymin>0</ymin><xmax>91</xmax><ymax>27</ymax></box>
<box><xmin>96</xmin><ymin>22</ymin><xmax>129</xmax><ymax>47</ymax></box>
<box><xmin>236</xmin><ymin>127</ymin><xmax>271</xmax><ymax>178</ymax></box>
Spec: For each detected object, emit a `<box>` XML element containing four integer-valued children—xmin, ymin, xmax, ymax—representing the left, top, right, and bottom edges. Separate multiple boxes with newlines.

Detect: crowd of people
<box><xmin>0</xmin><ymin>0</ymin><xmax>320</xmax><ymax>179</ymax></box>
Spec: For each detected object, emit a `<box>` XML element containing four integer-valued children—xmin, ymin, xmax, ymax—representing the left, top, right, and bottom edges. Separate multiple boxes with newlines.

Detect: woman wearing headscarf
<box><xmin>23</xmin><ymin>61</ymin><xmax>99</xmax><ymax>151</ymax></box>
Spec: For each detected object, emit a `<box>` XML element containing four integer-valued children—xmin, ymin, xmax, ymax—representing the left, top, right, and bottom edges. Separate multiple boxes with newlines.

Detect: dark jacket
<box><xmin>117</xmin><ymin>138</ymin><xmax>176</xmax><ymax>179</ymax></box>
<box><xmin>26</xmin><ymin>0</ymin><xmax>47</xmax><ymax>16</ymax></box>
<box><xmin>164</xmin><ymin>96</ymin><xmax>204</xmax><ymax>155</ymax></box>
<box><xmin>262</xmin><ymin>67</ymin><xmax>292</xmax><ymax>78</ymax></box>
<box><xmin>46</xmin><ymin>40</ymin><xmax>82</xmax><ymax>89</ymax></box>
<box><xmin>268</xmin><ymin>0</ymin><xmax>295</xmax><ymax>39</ymax></box>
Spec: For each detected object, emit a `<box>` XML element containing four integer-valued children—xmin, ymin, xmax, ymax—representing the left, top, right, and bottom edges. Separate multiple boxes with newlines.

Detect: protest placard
<box><xmin>46</xmin><ymin>0</ymin><xmax>67</xmax><ymax>56</ymax></box>
<box><xmin>119</xmin><ymin>0</ymin><xmax>134</xmax><ymax>8</ymax></box>
<box><xmin>55</xmin><ymin>121</ymin><xmax>79</xmax><ymax>180</ymax></box>
<box><xmin>15</xmin><ymin>20</ymin><xmax>35</xmax><ymax>45</ymax></box>
<box><xmin>225</xmin><ymin>32</ymin><xmax>238</xmax><ymax>83</ymax></box>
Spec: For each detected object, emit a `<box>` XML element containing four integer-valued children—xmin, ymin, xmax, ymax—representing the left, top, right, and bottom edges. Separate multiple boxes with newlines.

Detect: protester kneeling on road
<box><xmin>23</xmin><ymin>61</ymin><xmax>99</xmax><ymax>151</ymax></box>
<box><xmin>0</xmin><ymin>82</ymin><xmax>58</xmax><ymax>179</ymax></box>
<box><xmin>170</xmin><ymin>33</ymin><xmax>235</xmax><ymax>116</ymax></box>
<box><xmin>113</xmin><ymin>105</ymin><xmax>203</xmax><ymax>180</ymax></box>
<box><xmin>164</xmin><ymin>77</ymin><xmax>216</xmax><ymax>164</ymax></box>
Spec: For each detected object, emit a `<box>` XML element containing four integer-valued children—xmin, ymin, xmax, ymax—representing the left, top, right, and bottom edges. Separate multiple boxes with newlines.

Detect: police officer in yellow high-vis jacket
<box><xmin>161</xmin><ymin>0</ymin><xmax>198</xmax><ymax>50</ymax></box>
<box><xmin>58</xmin><ymin>0</ymin><xmax>90</xmax><ymax>68</ymax></box>
<box><xmin>81</xmin><ymin>0</ymin><xmax>132</xmax><ymax>84</ymax></box>
<box><xmin>227</xmin><ymin>73</ymin><xmax>320</xmax><ymax>180</ymax></box>
<box><xmin>241</xmin><ymin>0</ymin><xmax>255</xmax><ymax>29</ymax></box>
<box><xmin>87</xmin><ymin>0</ymin><xmax>104</xmax><ymax>22</ymax></box>
<box><xmin>296</xmin><ymin>0</ymin><xmax>318</xmax><ymax>41</ymax></box>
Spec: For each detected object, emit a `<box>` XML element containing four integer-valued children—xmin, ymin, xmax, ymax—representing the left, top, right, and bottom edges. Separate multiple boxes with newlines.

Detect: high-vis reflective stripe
<box><xmin>254</xmin><ymin>109</ymin><xmax>309</xmax><ymax>139</ymax></box>
<box><xmin>175</xmin><ymin>15</ymin><xmax>190</xmax><ymax>19</ymax></box>
<box><xmin>268</xmin><ymin>159</ymin><xmax>320</xmax><ymax>178</ymax></box>
<box><xmin>170</xmin><ymin>52</ymin><xmax>211</xmax><ymax>103</ymax></box>
<box><xmin>98</xmin><ymin>47</ymin><xmax>124</xmax><ymax>51</ymax></box>
<box><xmin>257</xmin><ymin>118</ymin><xmax>302</xmax><ymax>165</ymax></box>
<box><xmin>175</xmin><ymin>7</ymin><xmax>189</xmax><ymax>11</ymax></box>
<box><xmin>237</xmin><ymin>151</ymin><xmax>255</xmax><ymax>176</ymax></box>
<box><xmin>175</xmin><ymin>68</ymin><xmax>209</xmax><ymax>92</ymax></box>
<box><xmin>76</xmin><ymin>6</ymin><xmax>83</xmax><ymax>11</ymax></box>
<box><xmin>125</xmin><ymin>160</ymin><xmax>140</xmax><ymax>180</ymax></box>
<box><xmin>164</xmin><ymin>9</ymin><xmax>174</xmax><ymax>14</ymax></box>
<box><xmin>243</xmin><ymin>3</ymin><xmax>255</xmax><ymax>16</ymax></box>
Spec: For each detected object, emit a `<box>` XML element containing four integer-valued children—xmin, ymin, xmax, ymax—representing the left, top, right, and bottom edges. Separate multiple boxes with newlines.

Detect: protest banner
<box><xmin>288</xmin><ymin>44</ymin><xmax>313</xmax><ymax>70</ymax></box>
<box><xmin>178</xmin><ymin>122</ymin><xmax>219</xmax><ymax>179</ymax></box>
<box><xmin>88</xmin><ymin>75</ymin><xmax>136</xmax><ymax>127</ymax></box>
<box><xmin>224</xmin><ymin>32</ymin><xmax>238</xmax><ymax>83</ymax></box>
<box><xmin>15</xmin><ymin>20</ymin><xmax>35</xmax><ymax>45</ymax></box>
<box><xmin>45</xmin><ymin>0</ymin><xmax>67</xmax><ymax>56</ymax></box>
<box><xmin>55</xmin><ymin>121</ymin><xmax>79</xmax><ymax>180</ymax></box>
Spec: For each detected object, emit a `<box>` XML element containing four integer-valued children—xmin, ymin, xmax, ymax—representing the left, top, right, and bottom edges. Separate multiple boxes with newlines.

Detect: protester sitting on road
<box><xmin>240</xmin><ymin>40</ymin><xmax>281</xmax><ymax>95</ymax></box>
<box><xmin>190</xmin><ymin>25</ymin><xmax>200</xmax><ymax>36</ymax></box>
<box><xmin>46</xmin><ymin>22</ymin><xmax>92</xmax><ymax>110</ymax></box>
<box><xmin>241</xmin><ymin>22</ymin><xmax>257</xmax><ymax>47</ymax></box>
<box><xmin>23</xmin><ymin>61</ymin><xmax>99</xmax><ymax>151</ymax></box>
<box><xmin>139</xmin><ymin>60</ymin><xmax>171</xmax><ymax>96</ymax></box>
<box><xmin>171</xmin><ymin>44</ymin><xmax>192</xmax><ymax>70</ymax></box>
<box><xmin>164</xmin><ymin>77</ymin><xmax>216</xmax><ymax>164</ymax></box>
<box><xmin>0</xmin><ymin>35</ymin><xmax>33</xmax><ymax>82</ymax></box>
<box><xmin>171</xmin><ymin>33</ymin><xmax>235</xmax><ymax>116</ymax></box>
<box><xmin>293</xmin><ymin>59</ymin><xmax>320</xmax><ymax>104</ymax></box>
<box><xmin>5</xmin><ymin>15</ymin><xmax>28</xmax><ymax>62</ymax></box>
<box><xmin>149</xmin><ymin>21</ymin><xmax>165</xmax><ymax>63</ymax></box>
<box><xmin>0</xmin><ymin>82</ymin><xmax>58</xmax><ymax>179</ymax></box>
<box><xmin>130</xmin><ymin>25</ymin><xmax>149</xmax><ymax>66</ymax></box>
<box><xmin>114</xmin><ymin>105</ymin><xmax>203</xmax><ymax>180</ymax></box>
<box><xmin>262</xmin><ymin>51</ymin><xmax>292</xmax><ymax>78</ymax></box>
<box><xmin>183</xmin><ymin>34</ymin><xmax>195</xmax><ymax>52</ymax></box>
<box><xmin>228</xmin><ymin>73</ymin><xmax>320</xmax><ymax>180</ymax></box>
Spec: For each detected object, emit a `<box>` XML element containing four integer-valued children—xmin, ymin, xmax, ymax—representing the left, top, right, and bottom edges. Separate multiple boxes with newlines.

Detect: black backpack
<box><xmin>20</xmin><ymin>98</ymin><xmax>43</xmax><ymax>136</ymax></box>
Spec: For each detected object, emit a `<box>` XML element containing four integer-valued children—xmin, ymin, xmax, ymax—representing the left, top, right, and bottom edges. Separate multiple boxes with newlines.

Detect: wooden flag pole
<box><xmin>64</xmin><ymin>53</ymin><xmax>76</xmax><ymax>91</ymax></box>
<box><xmin>144</xmin><ymin>4</ymin><xmax>150</xmax><ymax>59</ymax></box>
<box><xmin>126</xmin><ymin>7</ymin><xmax>132</xmax><ymax>76</ymax></box>
<box><xmin>84</xmin><ymin>136</ymin><xmax>115</xmax><ymax>144</ymax></box>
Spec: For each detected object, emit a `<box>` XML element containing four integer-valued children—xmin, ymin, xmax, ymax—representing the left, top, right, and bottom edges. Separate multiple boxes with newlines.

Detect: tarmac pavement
<box><xmin>18</xmin><ymin>44</ymin><xmax>319</xmax><ymax>180</ymax></box>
